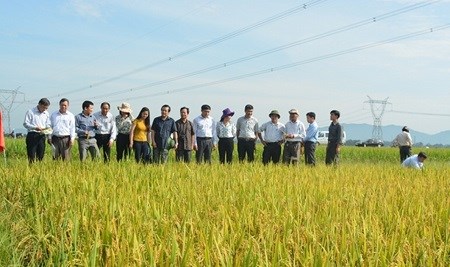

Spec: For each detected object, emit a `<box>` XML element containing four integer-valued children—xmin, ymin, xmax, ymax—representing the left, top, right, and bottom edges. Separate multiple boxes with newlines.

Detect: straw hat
<box><xmin>117</xmin><ymin>102</ymin><xmax>132</xmax><ymax>113</ymax></box>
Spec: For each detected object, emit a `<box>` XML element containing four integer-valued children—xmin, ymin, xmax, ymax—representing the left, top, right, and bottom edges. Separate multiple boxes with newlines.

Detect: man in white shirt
<box><xmin>48</xmin><ymin>98</ymin><xmax>76</xmax><ymax>161</ymax></box>
<box><xmin>236</xmin><ymin>104</ymin><xmax>259</xmax><ymax>162</ymax></box>
<box><xmin>283</xmin><ymin>109</ymin><xmax>306</xmax><ymax>165</ymax></box>
<box><xmin>392</xmin><ymin>126</ymin><xmax>413</xmax><ymax>163</ymax></box>
<box><xmin>258</xmin><ymin>110</ymin><xmax>285</xmax><ymax>165</ymax></box>
<box><xmin>94</xmin><ymin>102</ymin><xmax>117</xmax><ymax>163</ymax></box>
<box><xmin>193</xmin><ymin>104</ymin><xmax>216</xmax><ymax>164</ymax></box>
<box><xmin>402</xmin><ymin>152</ymin><xmax>427</xmax><ymax>170</ymax></box>
<box><xmin>23</xmin><ymin>98</ymin><xmax>51</xmax><ymax>163</ymax></box>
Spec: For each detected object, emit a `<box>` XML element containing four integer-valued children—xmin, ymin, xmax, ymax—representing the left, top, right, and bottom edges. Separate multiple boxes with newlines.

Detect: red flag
<box><xmin>0</xmin><ymin>110</ymin><xmax>5</xmax><ymax>153</ymax></box>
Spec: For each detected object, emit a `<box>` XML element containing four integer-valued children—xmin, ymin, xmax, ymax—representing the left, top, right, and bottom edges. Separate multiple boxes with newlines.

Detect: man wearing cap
<box><xmin>75</xmin><ymin>100</ymin><xmax>100</xmax><ymax>161</ymax></box>
<box><xmin>23</xmin><ymin>98</ymin><xmax>51</xmax><ymax>163</ymax></box>
<box><xmin>236</xmin><ymin>104</ymin><xmax>259</xmax><ymax>162</ymax></box>
<box><xmin>151</xmin><ymin>104</ymin><xmax>178</xmax><ymax>164</ymax></box>
<box><xmin>258</xmin><ymin>110</ymin><xmax>285</xmax><ymax>165</ymax></box>
<box><xmin>283</xmin><ymin>109</ymin><xmax>306</xmax><ymax>165</ymax></box>
<box><xmin>216</xmin><ymin>108</ymin><xmax>236</xmax><ymax>164</ymax></box>
<box><xmin>402</xmin><ymin>152</ymin><xmax>427</xmax><ymax>170</ymax></box>
<box><xmin>48</xmin><ymin>98</ymin><xmax>76</xmax><ymax>161</ymax></box>
<box><xmin>392</xmin><ymin>126</ymin><xmax>413</xmax><ymax>163</ymax></box>
<box><xmin>115</xmin><ymin>102</ymin><xmax>133</xmax><ymax>161</ymax></box>
<box><xmin>94</xmin><ymin>102</ymin><xmax>117</xmax><ymax>163</ymax></box>
<box><xmin>193</xmin><ymin>104</ymin><xmax>217</xmax><ymax>164</ymax></box>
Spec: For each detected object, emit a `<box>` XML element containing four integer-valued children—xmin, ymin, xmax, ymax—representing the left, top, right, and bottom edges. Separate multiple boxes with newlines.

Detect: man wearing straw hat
<box><xmin>283</xmin><ymin>108</ymin><xmax>306</xmax><ymax>165</ymax></box>
<box><xmin>115</xmin><ymin>102</ymin><xmax>133</xmax><ymax>161</ymax></box>
<box><xmin>258</xmin><ymin>110</ymin><xmax>285</xmax><ymax>165</ymax></box>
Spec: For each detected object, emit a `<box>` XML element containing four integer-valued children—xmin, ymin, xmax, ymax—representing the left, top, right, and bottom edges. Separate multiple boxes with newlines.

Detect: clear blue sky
<box><xmin>1</xmin><ymin>0</ymin><xmax>449</xmax><ymax>136</ymax></box>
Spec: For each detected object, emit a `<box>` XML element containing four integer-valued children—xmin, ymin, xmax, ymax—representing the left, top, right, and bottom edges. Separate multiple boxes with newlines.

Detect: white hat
<box><xmin>117</xmin><ymin>102</ymin><xmax>132</xmax><ymax>113</ymax></box>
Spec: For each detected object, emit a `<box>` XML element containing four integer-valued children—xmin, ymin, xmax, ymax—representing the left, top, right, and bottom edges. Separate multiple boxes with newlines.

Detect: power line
<box><xmin>106</xmin><ymin>24</ymin><xmax>450</xmax><ymax>103</ymax></box>
<box><xmin>21</xmin><ymin>0</ymin><xmax>217</xmax><ymax>92</ymax></box>
<box><xmin>82</xmin><ymin>0</ymin><xmax>440</xmax><ymax>101</ymax></box>
<box><xmin>45</xmin><ymin>0</ymin><xmax>329</xmax><ymax>99</ymax></box>
<box><xmin>389</xmin><ymin>110</ymin><xmax>450</xmax><ymax>117</ymax></box>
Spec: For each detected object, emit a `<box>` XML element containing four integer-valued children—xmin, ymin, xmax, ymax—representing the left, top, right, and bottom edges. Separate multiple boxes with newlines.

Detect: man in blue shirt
<box><xmin>151</xmin><ymin>104</ymin><xmax>178</xmax><ymax>164</ymax></box>
<box><xmin>304</xmin><ymin>112</ymin><xmax>318</xmax><ymax>166</ymax></box>
<box><xmin>75</xmin><ymin>100</ymin><xmax>100</xmax><ymax>161</ymax></box>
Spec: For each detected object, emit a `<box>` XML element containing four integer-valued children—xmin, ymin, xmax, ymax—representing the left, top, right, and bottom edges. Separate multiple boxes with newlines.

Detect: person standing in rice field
<box><xmin>129</xmin><ymin>107</ymin><xmax>151</xmax><ymax>164</ymax></box>
<box><xmin>115</xmin><ymin>102</ymin><xmax>134</xmax><ymax>162</ymax></box>
<box><xmin>325</xmin><ymin>109</ymin><xmax>343</xmax><ymax>166</ymax></box>
<box><xmin>216</xmin><ymin>108</ymin><xmax>236</xmax><ymax>164</ymax></box>
<box><xmin>23</xmin><ymin>98</ymin><xmax>51</xmax><ymax>163</ymax></box>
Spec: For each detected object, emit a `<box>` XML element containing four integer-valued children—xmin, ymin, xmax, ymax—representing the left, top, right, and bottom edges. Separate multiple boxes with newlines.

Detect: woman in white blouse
<box><xmin>216</xmin><ymin>108</ymin><xmax>237</xmax><ymax>164</ymax></box>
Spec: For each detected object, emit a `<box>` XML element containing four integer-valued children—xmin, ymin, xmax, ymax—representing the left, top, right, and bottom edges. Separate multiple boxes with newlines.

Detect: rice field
<box><xmin>0</xmin><ymin>138</ymin><xmax>449</xmax><ymax>266</ymax></box>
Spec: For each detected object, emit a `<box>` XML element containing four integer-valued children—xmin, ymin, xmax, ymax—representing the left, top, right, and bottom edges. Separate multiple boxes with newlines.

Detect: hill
<box><xmin>319</xmin><ymin>123</ymin><xmax>450</xmax><ymax>145</ymax></box>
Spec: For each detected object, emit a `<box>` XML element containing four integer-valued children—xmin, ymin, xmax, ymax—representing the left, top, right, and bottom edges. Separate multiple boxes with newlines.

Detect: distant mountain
<box><xmin>319</xmin><ymin>123</ymin><xmax>450</xmax><ymax>145</ymax></box>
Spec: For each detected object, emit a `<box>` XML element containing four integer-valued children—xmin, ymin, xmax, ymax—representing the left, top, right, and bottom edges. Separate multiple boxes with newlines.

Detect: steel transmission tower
<box><xmin>0</xmin><ymin>87</ymin><xmax>25</xmax><ymax>133</ymax></box>
<box><xmin>364</xmin><ymin>96</ymin><xmax>391</xmax><ymax>140</ymax></box>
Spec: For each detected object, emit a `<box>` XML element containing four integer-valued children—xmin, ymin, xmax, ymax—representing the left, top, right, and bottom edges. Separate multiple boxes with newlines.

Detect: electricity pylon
<box><xmin>364</xmin><ymin>96</ymin><xmax>391</xmax><ymax>140</ymax></box>
<box><xmin>0</xmin><ymin>87</ymin><xmax>25</xmax><ymax>133</ymax></box>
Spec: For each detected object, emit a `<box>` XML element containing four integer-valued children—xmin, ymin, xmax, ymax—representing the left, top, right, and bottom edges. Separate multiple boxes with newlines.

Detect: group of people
<box><xmin>392</xmin><ymin>126</ymin><xmax>428</xmax><ymax>170</ymax></box>
<box><xmin>23</xmin><ymin>98</ymin><xmax>346</xmax><ymax>165</ymax></box>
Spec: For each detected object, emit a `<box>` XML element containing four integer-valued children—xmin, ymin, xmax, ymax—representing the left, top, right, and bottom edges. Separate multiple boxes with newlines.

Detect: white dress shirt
<box><xmin>216</xmin><ymin>121</ymin><xmax>236</xmax><ymax>138</ymax></box>
<box><xmin>284</xmin><ymin>120</ymin><xmax>306</xmax><ymax>142</ymax></box>
<box><xmin>193</xmin><ymin>115</ymin><xmax>217</xmax><ymax>145</ymax></box>
<box><xmin>259</xmin><ymin>121</ymin><xmax>285</xmax><ymax>142</ymax></box>
<box><xmin>94</xmin><ymin>111</ymin><xmax>117</xmax><ymax>141</ymax></box>
<box><xmin>50</xmin><ymin>110</ymin><xmax>76</xmax><ymax>140</ymax></box>
<box><xmin>23</xmin><ymin>106</ymin><xmax>51</xmax><ymax>133</ymax></box>
<box><xmin>236</xmin><ymin>116</ymin><xmax>258</xmax><ymax>139</ymax></box>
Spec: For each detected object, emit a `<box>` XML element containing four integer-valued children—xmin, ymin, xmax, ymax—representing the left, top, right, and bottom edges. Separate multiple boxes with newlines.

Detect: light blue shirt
<box><xmin>304</xmin><ymin>121</ymin><xmax>318</xmax><ymax>143</ymax></box>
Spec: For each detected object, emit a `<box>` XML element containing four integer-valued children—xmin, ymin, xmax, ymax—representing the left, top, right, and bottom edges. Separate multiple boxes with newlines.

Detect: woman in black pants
<box><xmin>115</xmin><ymin>103</ymin><xmax>134</xmax><ymax>161</ymax></box>
<box><xmin>216</xmin><ymin>108</ymin><xmax>236</xmax><ymax>164</ymax></box>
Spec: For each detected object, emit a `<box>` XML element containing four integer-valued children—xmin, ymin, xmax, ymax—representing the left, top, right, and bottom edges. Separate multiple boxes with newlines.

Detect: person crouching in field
<box><xmin>258</xmin><ymin>110</ymin><xmax>285</xmax><ymax>165</ymax></box>
<box><xmin>402</xmin><ymin>152</ymin><xmax>427</xmax><ymax>170</ymax></box>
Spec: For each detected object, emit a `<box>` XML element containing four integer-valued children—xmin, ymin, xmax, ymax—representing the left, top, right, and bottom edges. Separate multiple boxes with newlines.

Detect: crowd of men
<box><xmin>22</xmin><ymin>97</ymin><xmax>425</xmax><ymax>168</ymax></box>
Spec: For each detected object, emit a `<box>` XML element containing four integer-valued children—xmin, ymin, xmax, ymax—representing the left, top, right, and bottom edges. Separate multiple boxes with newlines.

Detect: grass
<box><xmin>0</xmin><ymin>138</ymin><xmax>449</xmax><ymax>265</ymax></box>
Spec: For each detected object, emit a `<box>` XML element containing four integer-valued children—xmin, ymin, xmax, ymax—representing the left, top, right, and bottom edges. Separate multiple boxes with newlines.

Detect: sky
<box><xmin>1</xmin><ymin>0</ymin><xmax>450</xmax><ymax>137</ymax></box>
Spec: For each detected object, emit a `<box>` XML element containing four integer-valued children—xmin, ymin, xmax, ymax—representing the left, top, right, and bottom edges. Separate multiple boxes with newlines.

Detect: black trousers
<box><xmin>399</xmin><ymin>146</ymin><xmax>411</xmax><ymax>163</ymax></box>
<box><xmin>116</xmin><ymin>133</ymin><xmax>131</xmax><ymax>161</ymax></box>
<box><xmin>196</xmin><ymin>137</ymin><xmax>213</xmax><ymax>164</ymax></box>
<box><xmin>237</xmin><ymin>138</ymin><xmax>256</xmax><ymax>162</ymax></box>
<box><xmin>176</xmin><ymin>150</ymin><xmax>192</xmax><ymax>163</ymax></box>
<box><xmin>262</xmin><ymin>142</ymin><xmax>282</xmax><ymax>165</ymax></box>
<box><xmin>326</xmin><ymin>142</ymin><xmax>339</xmax><ymax>165</ymax></box>
<box><xmin>218</xmin><ymin>137</ymin><xmax>234</xmax><ymax>164</ymax></box>
<box><xmin>95</xmin><ymin>134</ymin><xmax>111</xmax><ymax>162</ymax></box>
<box><xmin>304</xmin><ymin>141</ymin><xmax>316</xmax><ymax>166</ymax></box>
<box><xmin>26</xmin><ymin>132</ymin><xmax>46</xmax><ymax>163</ymax></box>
